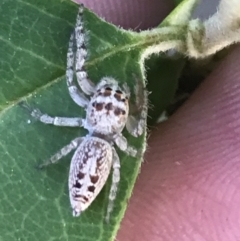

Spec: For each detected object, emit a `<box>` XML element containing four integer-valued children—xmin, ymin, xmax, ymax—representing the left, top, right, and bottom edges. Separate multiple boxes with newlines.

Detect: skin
<box><xmin>75</xmin><ymin>0</ymin><xmax>240</xmax><ymax>240</ymax></box>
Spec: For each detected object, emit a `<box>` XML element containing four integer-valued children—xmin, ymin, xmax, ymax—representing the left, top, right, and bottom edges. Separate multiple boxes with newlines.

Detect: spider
<box><xmin>21</xmin><ymin>5</ymin><xmax>148</xmax><ymax>222</ymax></box>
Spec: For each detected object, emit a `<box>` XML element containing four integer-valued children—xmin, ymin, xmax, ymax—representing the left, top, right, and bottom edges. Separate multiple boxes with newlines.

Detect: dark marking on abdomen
<box><xmin>88</xmin><ymin>186</ymin><xmax>96</xmax><ymax>192</ymax></box>
<box><xmin>90</xmin><ymin>175</ymin><xmax>99</xmax><ymax>184</ymax></box>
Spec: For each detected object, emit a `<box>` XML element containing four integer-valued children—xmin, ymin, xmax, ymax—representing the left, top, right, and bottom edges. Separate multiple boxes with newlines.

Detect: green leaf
<box><xmin>146</xmin><ymin>54</ymin><xmax>185</xmax><ymax>125</ymax></box>
<box><xmin>0</xmin><ymin>0</ymin><xmax>198</xmax><ymax>240</ymax></box>
<box><xmin>162</xmin><ymin>0</ymin><xmax>198</xmax><ymax>26</ymax></box>
<box><xmin>146</xmin><ymin>0</ymin><xmax>198</xmax><ymax>124</ymax></box>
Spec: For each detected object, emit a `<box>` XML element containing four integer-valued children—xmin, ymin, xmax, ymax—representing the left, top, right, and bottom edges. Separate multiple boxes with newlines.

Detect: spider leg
<box><xmin>126</xmin><ymin>77</ymin><xmax>148</xmax><ymax>137</ymax></box>
<box><xmin>114</xmin><ymin>133</ymin><xmax>138</xmax><ymax>157</ymax></box>
<box><xmin>20</xmin><ymin>103</ymin><xmax>83</xmax><ymax>127</ymax></box>
<box><xmin>66</xmin><ymin>32</ymin><xmax>89</xmax><ymax>108</ymax></box>
<box><xmin>105</xmin><ymin>147</ymin><xmax>120</xmax><ymax>223</ymax></box>
<box><xmin>75</xmin><ymin>6</ymin><xmax>95</xmax><ymax>95</ymax></box>
<box><xmin>38</xmin><ymin>137</ymin><xmax>84</xmax><ymax>169</ymax></box>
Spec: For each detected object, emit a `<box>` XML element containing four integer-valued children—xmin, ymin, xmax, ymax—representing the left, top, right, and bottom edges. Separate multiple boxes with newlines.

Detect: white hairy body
<box><xmin>22</xmin><ymin>5</ymin><xmax>147</xmax><ymax>222</ymax></box>
<box><xmin>69</xmin><ymin>137</ymin><xmax>113</xmax><ymax>215</ymax></box>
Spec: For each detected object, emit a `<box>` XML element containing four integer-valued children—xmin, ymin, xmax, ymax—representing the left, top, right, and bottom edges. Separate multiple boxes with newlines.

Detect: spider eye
<box><xmin>116</xmin><ymin>90</ymin><xmax>122</xmax><ymax>94</ymax></box>
<box><xmin>105</xmin><ymin>87</ymin><xmax>112</xmax><ymax>91</ymax></box>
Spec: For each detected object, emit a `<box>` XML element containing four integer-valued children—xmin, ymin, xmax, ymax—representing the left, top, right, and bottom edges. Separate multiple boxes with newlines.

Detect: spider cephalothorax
<box><xmin>22</xmin><ymin>5</ymin><xmax>148</xmax><ymax>222</ymax></box>
<box><xmin>84</xmin><ymin>78</ymin><xmax>130</xmax><ymax>135</ymax></box>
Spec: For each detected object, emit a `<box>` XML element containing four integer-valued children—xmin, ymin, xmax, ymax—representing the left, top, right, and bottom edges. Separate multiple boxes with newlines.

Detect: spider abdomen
<box><xmin>68</xmin><ymin>136</ymin><xmax>113</xmax><ymax>216</ymax></box>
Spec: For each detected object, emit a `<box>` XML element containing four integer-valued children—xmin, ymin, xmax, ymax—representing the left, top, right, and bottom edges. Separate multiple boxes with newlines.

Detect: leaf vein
<box><xmin>0</xmin><ymin>74</ymin><xmax>64</xmax><ymax>117</ymax></box>
<box><xmin>16</xmin><ymin>0</ymin><xmax>73</xmax><ymax>27</ymax></box>
<box><xmin>55</xmin><ymin>199</ymin><xmax>68</xmax><ymax>241</ymax></box>
<box><xmin>90</xmin><ymin>32</ymin><xmax>113</xmax><ymax>49</ymax></box>
<box><xmin>0</xmin><ymin>36</ymin><xmax>64</xmax><ymax>70</ymax></box>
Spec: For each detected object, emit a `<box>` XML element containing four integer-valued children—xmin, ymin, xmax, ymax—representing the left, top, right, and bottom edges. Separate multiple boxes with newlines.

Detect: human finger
<box><xmin>117</xmin><ymin>45</ymin><xmax>240</xmax><ymax>241</ymax></box>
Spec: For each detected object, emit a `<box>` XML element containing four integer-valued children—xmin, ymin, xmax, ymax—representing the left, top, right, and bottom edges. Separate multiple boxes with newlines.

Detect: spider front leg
<box><xmin>114</xmin><ymin>134</ymin><xmax>138</xmax><ymax>157</ymax></box>
<box><xmin>126</xmin><ymin>77</ymin><xmax>148</xmax><ymax>137</ymax></box>
<box><xmin>38</xmin><ymin>137</ymin><xmax>84</xmax><ymax>168</ymax></box>
<box><xmin>74</xmin><ymin>6</ymin><xmax>95</xmax><ymax>95</ymax></box>
<box><xmin>66</xmin><ymin>32</ymin><xmax>90</xmax><ymax>108</ymax></box>
<box><xmin>20</xmin><ymin>102</ymin><xmax>83</xmax><ymax>127</ymax></box>
<box><xmin>105</xmin><ymin>147</ymin><xmax>120</xmax><ymax>223</ymax></box>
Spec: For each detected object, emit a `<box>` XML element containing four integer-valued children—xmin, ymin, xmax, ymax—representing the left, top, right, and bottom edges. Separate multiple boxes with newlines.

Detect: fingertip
<box><xmin>73</xmin><ymin>0</ymin><xmax>174</xmax><ymax>30</ymax></box>
<box><xmin>117</xmin><ymin>45</ymin><xmax>240</xmax><ymax>241</ymax></box>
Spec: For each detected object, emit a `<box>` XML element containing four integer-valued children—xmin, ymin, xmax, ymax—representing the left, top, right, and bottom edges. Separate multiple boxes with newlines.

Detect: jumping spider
<box><xmin>22</xmin><ymin>5</ymin><xmax>148</xmax><ymax>222</ymax></box>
